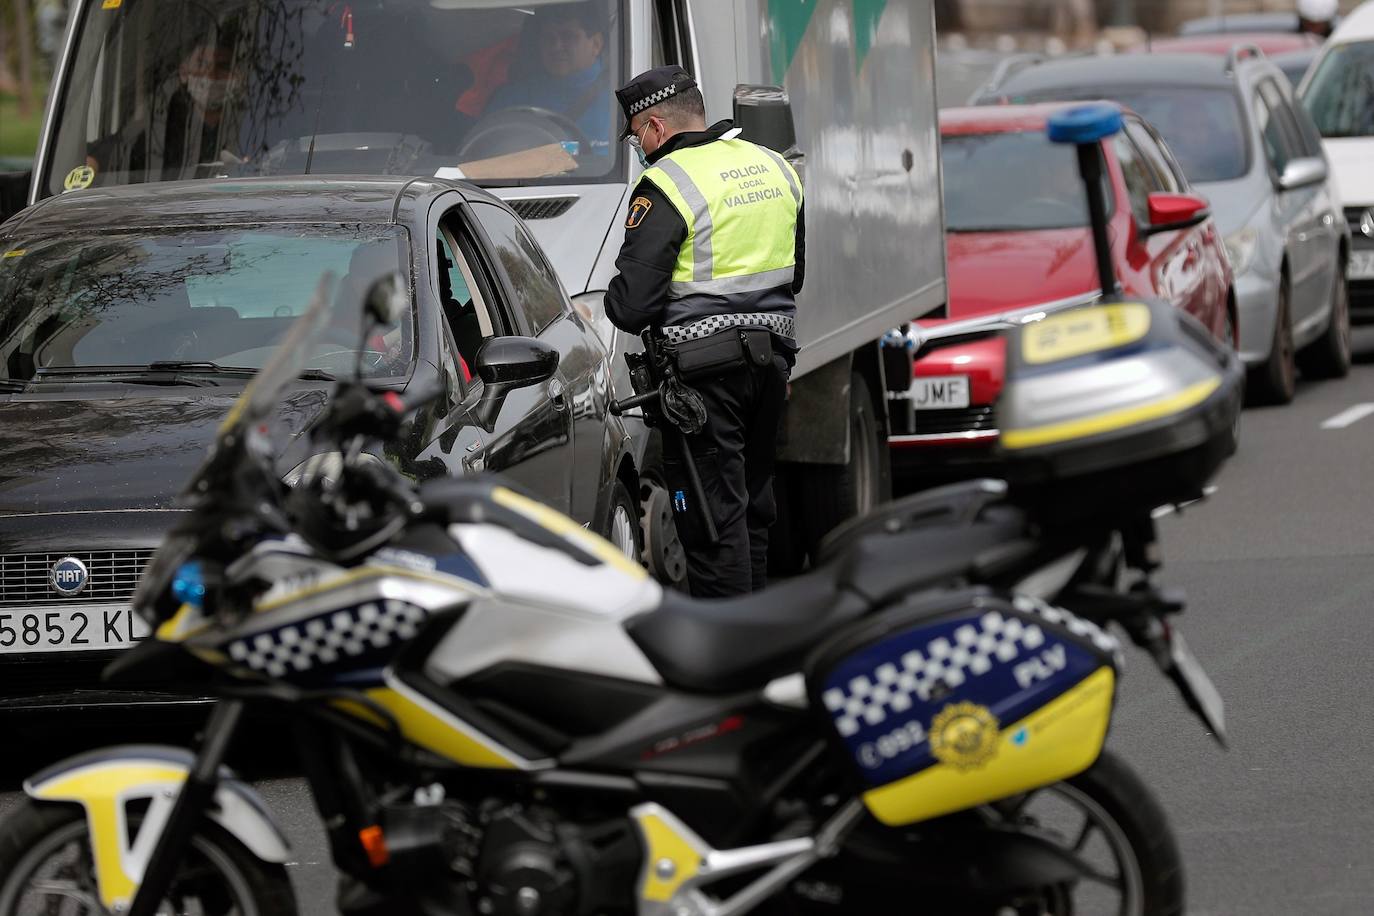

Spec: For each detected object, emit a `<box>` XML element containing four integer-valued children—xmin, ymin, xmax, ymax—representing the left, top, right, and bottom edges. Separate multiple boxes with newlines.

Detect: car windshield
<box><xmin>1014</xmin><ymin>87</ymin><xmax>1249</xmax><ymax>182</ymax></box>
<box><xmin>942</xmin><ymin>130</ymin><xmax>1102</xmax><ymax>232</ymax></box>
<box><xmin>0</xmin><ymin>224</ymin><xmax>413</xmax><ymax>383</ymax></box>
<box><xmin>42</xmin><ymin>0</ymin><xmax>622</xmax><ymax>198</ymax></box>
<box><xmin>1302</xmin><ymin>40</ymin><xmax>1374</xmax><ymax>138</ymax></box>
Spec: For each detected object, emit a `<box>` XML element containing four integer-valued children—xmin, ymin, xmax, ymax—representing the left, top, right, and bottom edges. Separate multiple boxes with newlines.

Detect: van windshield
<box><xmin>41</xmin><ymin>0</ymin><xmax>623</xmax><ymax>198</ymax></box>
<box><xmin>1302</xmin><ymin>40</ymin><xmax>1374</xmax><ymax>139</ymax></box>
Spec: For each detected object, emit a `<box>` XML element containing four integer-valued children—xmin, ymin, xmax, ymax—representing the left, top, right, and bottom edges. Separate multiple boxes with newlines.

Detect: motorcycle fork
<box><xmin>294</xmin><ymin>717</ymin><xmax>384</xmax><ymax>880</ymax></box>
<box><xmin>126</xmin><ymin>699</ymin><xmax>246</xmax><ymax>916</ymax></box>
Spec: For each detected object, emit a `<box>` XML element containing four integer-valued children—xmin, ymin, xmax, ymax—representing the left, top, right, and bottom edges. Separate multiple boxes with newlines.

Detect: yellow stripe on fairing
<box><xmin>334</xmin><ymin>684</ymin><xmax>526</xmax><ymax>770</ymax></box>
<box><xmin>863</xmin><ymin>667</ymin><xmax>1115</xmax><ymax>827</ymax></box>
<box><xmin>1001</xmin><ymin>378</ymin><xmax>1220</xmax><ymax>450</ymax></box>
<box><xmin>491</xmin><ymin>486</ymin><xmax>647</xmax><ymax>579</ymax></box>
<box><xmin>29</xmin><ymin>763</ymin><xmax>189</xmax><ymax>908</ymax></box>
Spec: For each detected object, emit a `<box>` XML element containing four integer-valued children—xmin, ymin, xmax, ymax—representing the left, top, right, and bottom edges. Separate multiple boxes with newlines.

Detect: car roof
<box><xmin>1178</xmin><ymin>12</ymin><xmax>1299</xmax><ymax>35</ymax></box>
<box><xmin>939</xmin><ymin>101</ymin><xmax>1124</xmax><ymax>135</ymax></box>
<box><xmin>1146</xmin><ymin>32</ymin><xmax>1319</xmax><ymax>56</ymax></box>
<box><xmin>991</xmin><ymin>52</ymin><xmax>1256</xmax><ymax>98</ymax></box>
<box><xmin>5</xmin><ymin>175</ymin><xmax>502</xmax><ymax>237</ymax></box>
<box><xmin>1331</xmin><ymin>1</ymin><xmax>1374</xmax><ymax>43</ymax></box>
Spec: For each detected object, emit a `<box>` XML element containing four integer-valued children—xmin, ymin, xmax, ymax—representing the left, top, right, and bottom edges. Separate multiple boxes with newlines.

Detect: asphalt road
<box><xmin>6</xmin><ymin>334</ymin><xmax>1374</xmax><ymax>913</ymax></box>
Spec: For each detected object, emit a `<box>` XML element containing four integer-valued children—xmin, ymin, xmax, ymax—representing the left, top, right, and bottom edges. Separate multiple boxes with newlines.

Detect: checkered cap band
<box><xmin>226</xmin><ymin>600</ymin><xmax>427</xmax><ymax>679</ymax></box>
<box><xmin>821</xmin><ymin>600</ymin><xmax>1120</xmax><ymax>738</ymax></box>
<box><xmin>662</xmin><ymin>312</ymin><xmax>796</xmax><ymax>344</ymax></box>
<box><xmin>630</xmin><ymin>83</ymin><xmax>678</xmax><ymax>116</ymax></box>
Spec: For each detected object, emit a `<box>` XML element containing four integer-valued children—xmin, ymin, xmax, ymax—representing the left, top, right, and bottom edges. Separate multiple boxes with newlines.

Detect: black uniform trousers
<box><xmin>663</xmin><ymin>349</ymin><xmax>791</xmax><ymax>597</ymax></box>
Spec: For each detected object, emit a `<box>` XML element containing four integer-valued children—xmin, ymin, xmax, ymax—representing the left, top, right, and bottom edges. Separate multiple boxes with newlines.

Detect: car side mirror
<box><xmin>1143</xmin><ymin>192</ymin><xmax>1211</xmax><ymax>235</ymax></box>
<box><xmin>733</xmin><ymin>85</ymin><xmax>800</xmax><ymax>157</ymax></box>
<box><xmin>464</xmin><ymin>335</ymin><xmax>560</xmax><ymax>432</ymax></box>
<box><xmin>1277</xmin><ymin>156</ymin><xmax>1328</xmax><ymax>191</ymax></box>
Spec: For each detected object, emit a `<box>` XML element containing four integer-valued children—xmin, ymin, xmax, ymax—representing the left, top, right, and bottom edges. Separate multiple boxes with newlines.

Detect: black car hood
<box><xmin>0</xmin><ymin>384</ymin><xmax>330</xmax><ymax>515</ymax></box>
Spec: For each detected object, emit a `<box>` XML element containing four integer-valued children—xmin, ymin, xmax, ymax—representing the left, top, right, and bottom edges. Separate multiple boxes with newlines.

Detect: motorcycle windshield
<box><xmin>43</xmin><ymin>0</ymin><xmax>625</xmax><ymax>196</ymax></box>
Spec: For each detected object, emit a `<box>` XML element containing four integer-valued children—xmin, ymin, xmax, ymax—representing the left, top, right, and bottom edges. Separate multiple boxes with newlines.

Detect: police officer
<box><xmin>605</xmin><ymin>66</ymin><xmax>804</xmax><ymax>598</ymax></box>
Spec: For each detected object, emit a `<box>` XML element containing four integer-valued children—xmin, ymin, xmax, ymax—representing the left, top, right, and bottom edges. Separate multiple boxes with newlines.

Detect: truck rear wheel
<box><xmin>797</xmin><ymin>372</ymin><xmax>890</xmax><ymax>557</ymax></box>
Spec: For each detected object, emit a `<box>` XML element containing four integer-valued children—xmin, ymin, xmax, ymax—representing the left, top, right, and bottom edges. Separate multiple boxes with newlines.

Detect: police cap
<box><xmin>616</xmin><ymin>66</ymin><xmax>698</xmax><ymax>140</ymax></box>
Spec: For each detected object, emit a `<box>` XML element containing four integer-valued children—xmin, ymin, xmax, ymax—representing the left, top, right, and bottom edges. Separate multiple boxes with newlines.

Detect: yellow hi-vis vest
<box><xmin>640</xmin><ymin>138</ymin><xmax>802</xmax><ymax>300</ymax></box>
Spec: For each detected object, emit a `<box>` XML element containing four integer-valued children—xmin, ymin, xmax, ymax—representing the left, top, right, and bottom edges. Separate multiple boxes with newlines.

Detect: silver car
<box><xmin>978</xmin><ymin>49</ymin><xmax>1353</xmax><ymax>405</ymax></box>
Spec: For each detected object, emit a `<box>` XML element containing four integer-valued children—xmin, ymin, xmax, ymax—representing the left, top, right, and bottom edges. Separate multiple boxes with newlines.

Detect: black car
<box><xmin>0</xmin><ymin>176</ymin><xmax>641</xmax><ymax>712</ymax></box>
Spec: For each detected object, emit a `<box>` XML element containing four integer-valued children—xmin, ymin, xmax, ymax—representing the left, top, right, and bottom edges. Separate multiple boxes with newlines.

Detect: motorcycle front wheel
<box><xmin>0</xmin><ymin>800</ymin><xmax>297</xmax><ymax>916</ymax></box>
<box><xmin>785</xmin><ymin>750</ymin><xmax>1184</xmax><ymax>916</ymax></box>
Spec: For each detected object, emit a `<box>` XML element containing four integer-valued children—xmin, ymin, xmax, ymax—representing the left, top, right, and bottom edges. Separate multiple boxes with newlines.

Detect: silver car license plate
<box><xmin>1349</xmin><ymin>251</ymin><xmax>1374</xmax><ymax>280</ymax></box>
<box><xmin>0</xmin><ymin>606</ymin><xmax>151</xmax><ymax>653</ymax></box>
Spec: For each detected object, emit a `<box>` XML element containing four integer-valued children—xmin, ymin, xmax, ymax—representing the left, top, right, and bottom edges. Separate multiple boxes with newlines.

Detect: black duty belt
<box><xmin>661</xmin><ymin>313</ymin><xmax>796</xmax><ymax>344</ymax></box>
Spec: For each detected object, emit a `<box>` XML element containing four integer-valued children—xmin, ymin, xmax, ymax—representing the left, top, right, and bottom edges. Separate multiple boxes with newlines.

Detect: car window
<box><xmin>1011</xmin><ymin>86</ymin><xmax>1250</xmax><ymax>182</ymax></box>
<box><xmin>1302</xmin><ymin>39</ymin><xmax>1374</xmax><ymax>139</ymax></box>
<box><xmin>1112</xmin><ymin>133</ymin><xmax>1160</xmax><ymax>223</ymax></box>
<box><xmin>471</xmin><ymin>202</ymin><xmax>567</xmax><ymax>335</ymax></box>
<box><xmin>0</xmin><ymin>224</ymin><xmax>413</xmax><ymax>381</ymax></box>
<box><xmin>940</xmin><ymin>130</ymin><xmax>1111</xmax><ymax>232</ymax></box>
<box><xmin>1125</xmin><ymin>120</ymin><xmax>1181</xmax><ymax>193</ymax></box>
<box><xmin>435</xmin><ymin>216</ymin><xmax>497</xmax><ymax>377</ymax></box>
<box><xmin>1254</xmin><ymin>80</ymin><xmax>1300</xmax><ymax>175</ymax></box>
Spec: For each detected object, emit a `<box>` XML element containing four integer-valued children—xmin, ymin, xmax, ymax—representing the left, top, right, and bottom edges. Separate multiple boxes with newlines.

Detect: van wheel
<box><xmin>1247</xmin><ymin>278</ymin><xmax>1296</xmax><ymax>405</ymax></box>
<box><xmin>640</xmin><ymin>479</ymin><xmax>688</xmax><ymax>589</ymax></box>
<box><xmin>1297</xmin><ymin>260</ymin><xmax>1351</xmax><ymax>379</ymax></box>
<box><xmin>798</xmin><ymin>372</ymin><xmax>890</xmax><ymax>555</ymax></box>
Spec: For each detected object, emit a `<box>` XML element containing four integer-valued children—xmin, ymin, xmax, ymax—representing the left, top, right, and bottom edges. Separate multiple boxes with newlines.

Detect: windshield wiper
<box><xmin>31</xmin><ymin>363</ymin><xmax>337</xmax><ymax>385</ymax></box>
<box><xmin>33</xmin><ymin>362</ymin><xmax>256</xmax><ymax>387</ymax></box>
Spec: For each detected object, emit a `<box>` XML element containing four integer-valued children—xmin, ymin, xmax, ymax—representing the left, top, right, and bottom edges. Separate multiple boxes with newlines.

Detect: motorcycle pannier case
<box><xmin>807</xmin><ymin>589</ymin><xmax>1120</xmax><ymax>827</ymax></box>
<box><xmin>945</xmin><ymin>298</ymin><xmax>1243</xmax><ymax>523</ymax></box>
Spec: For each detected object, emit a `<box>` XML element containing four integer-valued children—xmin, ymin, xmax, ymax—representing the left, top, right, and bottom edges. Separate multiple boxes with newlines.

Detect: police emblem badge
<box><xmin>929</xmin><ymin>701</ymin><xmax>1000</xmax><ymax>770</ymax></box>
<box><xmin>626</xmin><ymin>196</ymin><xmax>653</xmax><ymax>229</ymax></box>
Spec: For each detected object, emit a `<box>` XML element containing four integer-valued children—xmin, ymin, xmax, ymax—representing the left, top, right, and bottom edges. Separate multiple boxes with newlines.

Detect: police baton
<box><xmin>610</xmin><ymin>347</ymin><xmax>719</xmax><ymax>547</ymax></box>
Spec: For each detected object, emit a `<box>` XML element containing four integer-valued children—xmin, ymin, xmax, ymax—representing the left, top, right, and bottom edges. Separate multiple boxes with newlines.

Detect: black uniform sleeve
<box><xmin>604</xmin><ymin>181</ymin><xmax>688</xmax><ymax>334</ymax></box>
<box><xmin>792</xmin><ymin>202</ymin><xmax>806</xmax><ymax>295</ymax></box>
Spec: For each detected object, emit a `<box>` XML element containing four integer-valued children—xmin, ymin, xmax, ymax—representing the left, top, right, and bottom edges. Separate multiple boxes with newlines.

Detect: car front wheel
<box><xmin>1247</xmin><ymin>277</ymin><xmax>1297</xmax><ymax>405</ymax></box>
<box><xmin>1296</xmin><ymin>258</ymin><xmax>1352</xmax><ymax>380</ymax></box>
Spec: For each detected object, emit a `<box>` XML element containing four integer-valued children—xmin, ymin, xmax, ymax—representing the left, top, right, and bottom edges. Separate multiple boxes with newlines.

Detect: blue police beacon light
<box><xmin>1046</xmin><ymin>103</ymin><xmax>1124</xmax><ymax>299</ymax></box>
<box><xmin>1046</xmin><ymin>102</ymin><xmax>1124</xmax><ymax>145</ymax></box>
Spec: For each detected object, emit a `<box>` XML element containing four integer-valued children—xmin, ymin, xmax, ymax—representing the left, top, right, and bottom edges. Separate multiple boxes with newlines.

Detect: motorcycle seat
<box><xmin>627</xmin><ymin>513</ymin><xmax>1032</xmax><ymax>694</ymax></box>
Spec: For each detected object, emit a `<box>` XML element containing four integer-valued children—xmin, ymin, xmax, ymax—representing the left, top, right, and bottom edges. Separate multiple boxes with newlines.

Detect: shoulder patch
<box><xmin>626</xmin><ymin>196</ymin><xmax>653</xmax><ymax>229</ymax></box>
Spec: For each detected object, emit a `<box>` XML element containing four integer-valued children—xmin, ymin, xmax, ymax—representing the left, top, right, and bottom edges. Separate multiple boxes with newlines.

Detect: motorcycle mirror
<box><xmin>363</xmin><ymin>273</ymin><xmax>407</xmax><ymax>326</ymax></box>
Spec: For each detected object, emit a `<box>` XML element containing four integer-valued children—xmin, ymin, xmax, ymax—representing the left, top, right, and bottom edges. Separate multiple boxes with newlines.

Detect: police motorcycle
<box><xmin>0</xmin><ymin>104</ymin><xmax>1240</xmax><ymax>916</ymax></box>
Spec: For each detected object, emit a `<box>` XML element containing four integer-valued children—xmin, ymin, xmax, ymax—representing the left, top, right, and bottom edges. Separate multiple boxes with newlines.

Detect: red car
<box><xmin>1141</xmin><ymin>32</ymin><xmax>1321</xmax><ymax>57</ymax></box>
<box><xmin>889</xmin><ymin>103</ymin><xmax>1235</xmax><ymax>482</ymax></box>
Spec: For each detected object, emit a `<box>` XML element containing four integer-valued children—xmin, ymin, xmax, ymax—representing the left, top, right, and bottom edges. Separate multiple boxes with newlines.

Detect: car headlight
<box><xmin>571</xmin><ymin>290</ymin><xmax>618</xmax><ymax>355</ymax></box>
<box><xmin>1224</xmin><ymin>228</ymin><xmax>1259</xmax><ymax>276</ymax></box>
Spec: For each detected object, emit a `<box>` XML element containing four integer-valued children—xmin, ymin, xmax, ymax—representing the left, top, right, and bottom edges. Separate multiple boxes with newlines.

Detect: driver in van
<box><xmin>482</xmin><ymin>3</ymin><xmax>611</xmax><ymax>148</ymax></box>
<box><xmin>86</xmin><ymin>35</ymin><xmax>246</xmax><ymax>182</ymax></box>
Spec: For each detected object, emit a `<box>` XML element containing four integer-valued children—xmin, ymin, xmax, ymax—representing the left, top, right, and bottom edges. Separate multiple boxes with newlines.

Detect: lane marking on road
<box><xmin>1320</xmin><ymin>404</ymin><xmax>1374</xmax><ymax>430</ymax></box>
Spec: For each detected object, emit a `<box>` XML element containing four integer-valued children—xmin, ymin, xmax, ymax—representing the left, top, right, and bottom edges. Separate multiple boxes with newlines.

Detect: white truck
<box><xmin>3</xmin><ymin>0</ymin><xmax>946</xmax><ymax>575</ymax></box>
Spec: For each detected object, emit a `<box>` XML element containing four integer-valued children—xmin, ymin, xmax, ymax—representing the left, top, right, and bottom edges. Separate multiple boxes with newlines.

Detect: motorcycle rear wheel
<box><xmin>784</xmin><ymin>750</ymin><xmax>1183</xmax><ymax>916</ymax></box>
<box><xmin>0</xmin><ymin>800</ymin><xmax>297</xmax><ymax>916</ymax></box>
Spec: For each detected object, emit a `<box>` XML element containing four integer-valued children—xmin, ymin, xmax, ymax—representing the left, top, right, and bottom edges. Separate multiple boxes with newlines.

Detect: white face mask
<box><xmin>185</xmin><ymin>75</ymin><xmax>238</xmax><ymax>109</ymax></box>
